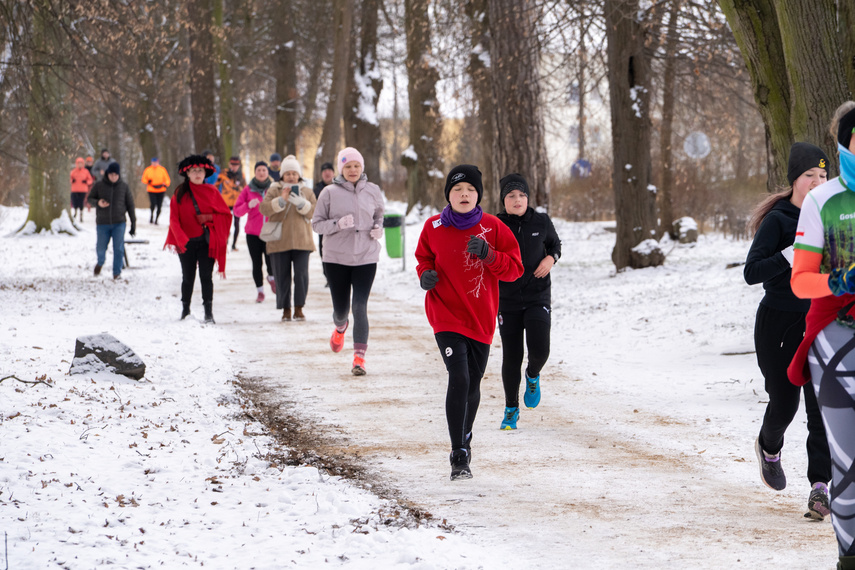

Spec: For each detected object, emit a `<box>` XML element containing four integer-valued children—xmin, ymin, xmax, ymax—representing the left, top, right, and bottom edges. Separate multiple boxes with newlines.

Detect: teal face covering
<box><xmin>839</xmin><ymin>142</ymin><xmax>855</xmax><ymax>190</ymax></box>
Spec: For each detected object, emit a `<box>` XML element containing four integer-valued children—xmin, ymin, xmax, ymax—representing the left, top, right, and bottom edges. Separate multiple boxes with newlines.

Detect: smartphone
<box><xmin>290</xmin><ymin>184</ymin><xmax>300</xmax><ymax>196</ymax></box>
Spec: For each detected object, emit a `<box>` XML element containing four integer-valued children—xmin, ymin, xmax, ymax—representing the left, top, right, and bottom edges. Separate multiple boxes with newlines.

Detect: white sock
<box><xmin>257</xmin><ymin>286</ymin><xmax>264</xmax><ymax>293</ymax></box>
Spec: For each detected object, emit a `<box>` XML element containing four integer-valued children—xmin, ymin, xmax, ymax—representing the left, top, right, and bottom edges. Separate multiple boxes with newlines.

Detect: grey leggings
<box><xmin>808</xmin><ymin>319</ymin><xmax>855</xmax><ymax>556</ymax></box>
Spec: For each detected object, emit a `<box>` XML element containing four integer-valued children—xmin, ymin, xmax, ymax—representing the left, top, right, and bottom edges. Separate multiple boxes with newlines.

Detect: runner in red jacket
<box><xmin>415</xmin><ymin>164</ymin><xmax>523</xmax><ymax>481</ymax></box>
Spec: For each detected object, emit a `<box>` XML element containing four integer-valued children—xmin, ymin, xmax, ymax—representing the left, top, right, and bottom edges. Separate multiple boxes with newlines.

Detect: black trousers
<box><xmin>755</xmin><ymin>303</ymin><xmax>831</xmax><ymax>484</ymax></box>
<box><xmin>270</xmin><ymin>250</ymin><xmax>310</xmax><ymax>309</ymax></box>
<box><xmin>324</xmin><ymin>262</ymin><xmax>376</xmax><ymax>344</ymax></box>
<box><xmin>498</xmin><ymin>305</ymin><xmax>551</xmax><ymax>408</ymax></box>
<box><xmin>435</xmin><ymin>331</ymin><xmax>490</xmax><ymax>450</ymax></box>
<box><xmin>245</xmin><ymin>233</ymin><xmax>271</xmax><ymax>288</ymax></box>
<box><xmin>148</xmin><ymin>192</ymin><xmax>165</xmax><ymax>221</ymax></box>
<box><xmin>230</xmin><ymin>207</ymin><xmax>240</xmax><ymax>249</ymax></box>
<box><xmin>178</xmin><ymin>238</ymin><xmax>215</xmax><ymax>306</ymax></box>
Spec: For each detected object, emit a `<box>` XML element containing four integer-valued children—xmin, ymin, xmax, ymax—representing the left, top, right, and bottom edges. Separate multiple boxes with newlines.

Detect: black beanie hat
<box><xmin>254</xmin><ymin>160</ymin><xmax>269</xmax><ymax>171</ymax></box>
<box><xmin>444</xmin><ymin>164</ymin><xmax>483</xmax><ymax>204</ymax></box>
<box><xmin>838</xmin><ymin>107</ymin><xmax>855</xmax><ymax>149</ymax></box>
<box><xmin>320</xmin><ymin>162</ymin><xmax>335</xmax><ymax>172</ymax></box>
<box><xmin>104</xmin><ymin>162</ymin><xmax>120</xmax><ymax>177</ymax></box>
<box><xmin>787</xmin><ymin>142</ymin><xmax>829</xmax><ymax>185</ymax></box>
<box><xmin>499</xmin><ymin>173</ymin><xmax>530</xmax><ymax>203</ymax></box>
<box><xmin>178</xmin><ymin>154</ymin><xmax>215</xmax><ymax>178</ymax></box>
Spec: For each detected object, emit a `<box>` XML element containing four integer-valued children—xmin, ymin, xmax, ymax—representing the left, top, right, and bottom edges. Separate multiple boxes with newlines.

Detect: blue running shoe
<box><xmin>524</xmin><ymin>374</ymin><xmax>541</xmax><ymax>408</ymax></box>
<box><xmin>500</xmin><ymin>407</ymin><xmax>519</xmax><ymax>430</ymax></box>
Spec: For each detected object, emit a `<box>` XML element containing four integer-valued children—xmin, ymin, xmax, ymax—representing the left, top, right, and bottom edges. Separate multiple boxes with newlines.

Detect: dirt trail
<box><xmin>212</xmin><ymin>248</ymin><xmax>835</xmax><ymax>568</ymax></box>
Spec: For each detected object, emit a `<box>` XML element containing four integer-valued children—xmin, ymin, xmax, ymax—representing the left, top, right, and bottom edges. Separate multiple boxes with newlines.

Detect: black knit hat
<box><xmin>838</xmin><ymin>107</ymin><xmax>855</xmax><ymax>149</ymax></box>
<box><xmin>178</xmin><ymin>154</ymin><xmax>216</xmax><ymax>178</ymax></box>
<box><xmin>105</xmin><ymin>162</ymin><xmax>121</xmax><ymax>177</ymax></box>
<box><xmin>320</xmin><ymin>162</ymin><xmax>335</xmax><ymax>172</ymax></box>
<box><xmin>254</xmin><ymin>160</ymin><xmax>269</xmax><ymax>171</ymax></box>
<box><xmin>787</xmin><ymin>142</ymin><xmax>829</xmax><ymax>186</ymax></box>
<box><xmin>499</xmin><ymin>173</ymin><xmax>530</xmax><ymax>203</ymax></box>
<box><xmin>444</xmin><ymin>164</ymin><xmax>483</xmax><ymax>204</ymax></box>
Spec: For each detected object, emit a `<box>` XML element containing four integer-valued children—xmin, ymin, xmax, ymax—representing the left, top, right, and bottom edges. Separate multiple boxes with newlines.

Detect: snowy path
<box><xmin>217</xmin><ymin>218</ymin><xmax>838</xmax><ymax>568</ymax></box>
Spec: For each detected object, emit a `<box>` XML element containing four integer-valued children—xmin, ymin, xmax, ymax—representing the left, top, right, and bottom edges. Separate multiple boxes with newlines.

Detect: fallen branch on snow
<box><xmin>0</xmin><ymin>374</ymin><xmax>52</xmax><ymax>387</ymax></box>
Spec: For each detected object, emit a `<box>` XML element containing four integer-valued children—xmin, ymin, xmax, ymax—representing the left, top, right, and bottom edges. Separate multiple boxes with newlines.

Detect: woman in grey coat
<box><xmin>312</xmin><ymin>147</ymin><xmax>384</xmax><ymax>376</ymax></box>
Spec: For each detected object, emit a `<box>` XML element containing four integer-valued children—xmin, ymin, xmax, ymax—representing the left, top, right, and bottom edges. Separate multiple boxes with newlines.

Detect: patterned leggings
<box><xmin>808</xmin><ymin>319</ymin><xmax>855</xmax><ymax>556</ymax></box>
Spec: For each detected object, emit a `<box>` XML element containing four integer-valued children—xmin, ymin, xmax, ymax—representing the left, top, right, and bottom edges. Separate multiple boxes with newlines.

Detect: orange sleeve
<box><xmin>791</xmin><ymin>249</ymin><xmax>832</xmax><ymax>298</ymax></box>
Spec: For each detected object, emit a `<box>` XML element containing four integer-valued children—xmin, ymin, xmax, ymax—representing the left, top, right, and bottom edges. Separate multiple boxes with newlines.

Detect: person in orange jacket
<box><xmin>215</xmin><ymin>156</ymin><xmax>246</xmax><ymax>251</ymax></box>
<box><xmin>141</xmin><ymin>157</ymin><xmax>171</xmax><ymax>225</ymax></box>
<box><xmin>70</xmin><ymin>157</ymin><xmax>94</xmax><ymax>223</ymax></box>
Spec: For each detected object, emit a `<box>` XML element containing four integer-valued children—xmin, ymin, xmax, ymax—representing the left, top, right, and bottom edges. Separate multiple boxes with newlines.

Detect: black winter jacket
<box><xmin>497</xmin><ymin>207</ymin><xmax>562</xmax><ymax>312</ymax></box>
<box><xmin>88</xmin><ymin>178</ymin><xmax>136</xmax><ymax>227</ymax></box>
<box><xmin>744</xmin><ymin>199</ymin><xmax>809</xmax><ymax>312</ymax></box>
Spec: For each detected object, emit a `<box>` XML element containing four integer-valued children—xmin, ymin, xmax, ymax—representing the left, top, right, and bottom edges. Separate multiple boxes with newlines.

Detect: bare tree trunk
<box><xmin>605</xmin><ymin>0</ymin><xmax>658</xmax><ymax>270</ymax></box>
<box><xmin>577</xmin><ymin>28</ymin><xmax>587</xmax><ymax>163</ymax></box>
<box><xmin>658</xmin><ymin>0</ymin><xmax>680</xmax><ymax>239</ymax></box>
<box><xmin>487</xmin><ymin>0</ymin><xmax>549</xmax><ymax>210</ymax></box>
<box><xmin>345</xmin><ymin>0</ymin><xmax>384</xmax><ymax>185</ymax></box>
<box><xmin>842</xmin><ymin>1</ymin><xmax>855</xmax><ymax>97</ymax></box>
<box><xmin>26</xmin><ymin>0</ymin><xmax>72</xmax><ymax>232</ymax></box>
<box><xmin>403</xmin><ymin>0</ymin><xmax>443</xmax><ymax>211</ymax></box>
<box><xmin>187</xmin><ymin>0</ymin><xmax>222</xmax><ymax>158</ymax></box>
<box><xmin>465</xmin><ymin>0</ymin><xmax>495</xmax><ymax>211</ymax></box>
<box><xmin>273</xmin><ymin>0</ymin><xmax>297</xmax><ymax>156</ymax></box>
<box><xmin>316</xmin><ymin>0</ymin><xmax>353</xmax><ymax>178</ymax></box>
<box><xmin>214</xmin><ymin>0</ymin><xmax>237</xmax><ymax>159</ymax></box>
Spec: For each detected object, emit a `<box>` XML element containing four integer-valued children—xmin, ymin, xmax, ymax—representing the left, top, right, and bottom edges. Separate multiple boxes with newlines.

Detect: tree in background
<box><xmin>403</xmin><ymin>0</ymin><xmax>443</xmax><ymax>211</ymax></box>
<box><xmin>719</xmin><ymin>0</ymin><xmax>852</xmax><ymax>191</ymax></box>
<box><xmin>605</xmin><ymin>0</ymin><xmax>659</xmax><ymax>270</ymax></box>
<box><xmin>316</xmin><ymin>0</ymin><xmax>353</xmax><ymax>178</ymax></box>
<box><xmin>487</xmin><ymin>0</ymin><xmax>549</xmax><ymax>210</ymax></box>
<box><xmin>187</xmin><ymin>0</ymin><xmax>223</xmax><ymax>159</ymax></box>
<box><xmin>345</xmin><ymin>0</ymin><xmax>384</xmax><ymax>185</ymax></box>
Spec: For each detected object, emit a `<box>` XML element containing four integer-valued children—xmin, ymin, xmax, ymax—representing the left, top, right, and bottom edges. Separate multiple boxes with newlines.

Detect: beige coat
<box><xmin>259</xmin><ymin>181</ymin><xmax>316</xmax><ymax>253</ymax></box>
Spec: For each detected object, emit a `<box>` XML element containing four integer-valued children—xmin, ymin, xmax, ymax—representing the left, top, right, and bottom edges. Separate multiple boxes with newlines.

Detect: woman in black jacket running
<box><xmin>744</xmin><ymin>142</ymin><xmax>831</xmax><ymax>519</ymax></box>
<box><xmin>496</xmin><ymin>173</ymin><xmax>561</xmax><ymax>430</ymax></box>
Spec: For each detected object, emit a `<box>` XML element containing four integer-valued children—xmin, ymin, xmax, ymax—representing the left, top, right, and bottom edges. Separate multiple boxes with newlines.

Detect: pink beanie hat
<box><xmin>336</xmin><ymin>147</ymin><xmax>364</xmax><ymax>173</ymax></box>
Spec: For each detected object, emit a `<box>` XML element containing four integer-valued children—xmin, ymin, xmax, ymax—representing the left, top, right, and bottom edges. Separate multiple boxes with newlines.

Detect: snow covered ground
<box><xmin>0</xmin><ymin>201</ymin><xmax>840</xmax><ymax>568</ymax></box>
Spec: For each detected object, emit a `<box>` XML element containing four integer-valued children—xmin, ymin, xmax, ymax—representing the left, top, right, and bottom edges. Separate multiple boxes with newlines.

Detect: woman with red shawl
<box><xmin>165</xmin><ymin>154</ymin><xmax>231</xmax><ymax>323</ymax></box>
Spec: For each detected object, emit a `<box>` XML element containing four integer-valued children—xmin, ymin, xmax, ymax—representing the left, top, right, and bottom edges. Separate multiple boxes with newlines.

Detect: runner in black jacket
<box><xmin>744</xmin><ymin>142</ymin><xmax>831</xmax><ymax>519</ymax></box>
<box><xmin>496</xmin><ymin>173</ymin><xmax>561</xmax><ymax>430</ymax></box>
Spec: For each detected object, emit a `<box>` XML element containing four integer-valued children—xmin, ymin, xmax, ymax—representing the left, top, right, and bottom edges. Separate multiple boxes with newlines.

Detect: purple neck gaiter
<box><xmin>440</xmin><ymin>204</ymin><xmax>483</xmax><ymax>230</ymax></box>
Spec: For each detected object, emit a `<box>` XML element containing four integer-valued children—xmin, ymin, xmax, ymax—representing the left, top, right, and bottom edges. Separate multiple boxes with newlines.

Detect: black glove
<box><xmin>466</xmin><ymin>236</ymin><xmax>490</xmax><ymax>260</ymax></box>
<box><xmin>420</xmin><ymin>269</ymin><xmax>438</xmax><ymax>291</ymax></box>
<box><xmin>129</xmin><ymin>223</ymin><xmax>136</xmax><ymax>237</ymax></box>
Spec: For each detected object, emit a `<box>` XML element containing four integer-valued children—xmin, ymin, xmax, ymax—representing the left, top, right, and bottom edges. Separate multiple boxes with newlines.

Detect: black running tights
<box><xmin>435</xmin><ymin>332</ymin><xmax>490</xmax><ymax>451</ymax></box>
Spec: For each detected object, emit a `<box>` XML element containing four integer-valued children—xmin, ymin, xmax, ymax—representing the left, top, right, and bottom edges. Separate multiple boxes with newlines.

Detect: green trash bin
<box><xmin>383</xmin><ymin>213</ymin><xmax>404</xmax><ymax>258</ymax></box>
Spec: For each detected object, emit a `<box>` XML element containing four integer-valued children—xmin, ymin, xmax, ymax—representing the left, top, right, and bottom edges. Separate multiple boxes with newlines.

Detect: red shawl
<box><xmin>788</xmin><ymin>293</ymin><xmax>855</xmax><ymax>386</ymax></box>
<box><xmin>164</xmin><ymin>182</ymin><xmax>231</xmax><ymax>277</ymax></box>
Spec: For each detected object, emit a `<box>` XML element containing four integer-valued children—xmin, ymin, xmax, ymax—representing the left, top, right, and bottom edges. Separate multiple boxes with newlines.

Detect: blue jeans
<box><xmin>96</xmin><ymin>222</ymin><xmax>126</xmax><ymax>277</ymax></box>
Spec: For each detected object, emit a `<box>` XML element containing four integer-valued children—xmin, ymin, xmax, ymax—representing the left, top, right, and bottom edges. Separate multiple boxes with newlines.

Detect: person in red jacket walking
<box><xmin>415</xmin><ymin>164</ymin><xmax>523</xmax><ymax>481</ymax></box>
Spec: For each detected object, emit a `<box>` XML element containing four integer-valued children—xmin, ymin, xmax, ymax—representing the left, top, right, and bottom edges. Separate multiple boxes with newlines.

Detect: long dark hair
<box><xmin>747</xmin><ymin>186</ymin><xmax>792</xmax><ymax>236</ymax></box>
<box><xmin>173</xmin><ymin>181</ymin><xmax>190</xmax><ymax>204</ymax></box>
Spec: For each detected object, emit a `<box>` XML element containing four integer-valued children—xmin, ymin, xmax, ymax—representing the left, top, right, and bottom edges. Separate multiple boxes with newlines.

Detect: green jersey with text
<box><xmin>794</xmin><ymin>177</ymin><xmax>855</xmax><ymax>273</ymax></box>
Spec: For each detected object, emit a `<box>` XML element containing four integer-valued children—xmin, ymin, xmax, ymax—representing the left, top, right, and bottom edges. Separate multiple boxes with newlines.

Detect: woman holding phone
<box><xmin>260</xmin><ymin>155</ymin><xmax>317</xmax><ymax>321</ymax></box>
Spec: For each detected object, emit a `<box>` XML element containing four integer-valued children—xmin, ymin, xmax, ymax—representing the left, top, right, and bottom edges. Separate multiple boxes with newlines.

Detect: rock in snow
<box><xmin>69</xmin><ymin>333</ymin><xmax>146</xmax><ymax>379</ymax></box>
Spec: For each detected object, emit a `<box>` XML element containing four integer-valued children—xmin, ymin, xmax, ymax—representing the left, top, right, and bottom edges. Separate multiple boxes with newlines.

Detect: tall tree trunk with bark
<box><xmin>719</xmin><ymin>0</ymin><xmax>850</xmax><ymax>187</ymax></box>
<box><xmin>605</xmin><ymin>0</ymin><xmax>659</xmax><ymax>270</ymax></box>
<box><xmin>25</xmin><ymin>1</ymin><xmax>72</xmax><ymax>233</ymax></box>
<box><xmin>403</xmin><ymin>0</ymin><xmax>443</xmax><ymax>211</ymax></box>
<box><xmin>273</xmin><ymin>0</ymin><xmax>297</xmax><ymax>157</ymax></box>
<box><xmin>465</xmin><ymin>0</ymin><xmax>495</xmax><ymax>211</ymax></box>
<box><xmin>487</xmin><ymin>0</ymin><xmax>549</xmax><ymax>209</ymax></box>
<box><xmin>317</xmin><ymin>0</ymin><xmax>353</xmax><ymax>178</ymax></box>
<box><xmin>187</xmin><ymin>0</ymin><xmax>222</xmax><ymax>159</ymax></box>
<box><xmin>842</xmin><ymin>1</ymin><xmax>855</xmax><ymax>97</ymax></box>
<box><xmin>214</xmin><ymin>0</ymin><xmax>237</xmax><ymax>159</ymax></box>
<box><xmin>658</xmin><ymin>0</ymin><xmax>680</xmax><ymax>239</ymax></box>
<box><xmin>345</xmin><ymin>0</ymin><xmax>384</xmax><ymax>185</ymax></box>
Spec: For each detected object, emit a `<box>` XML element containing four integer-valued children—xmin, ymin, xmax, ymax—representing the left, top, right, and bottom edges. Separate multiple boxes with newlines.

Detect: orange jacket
<box><xmin>70</xmin><ymin>162</ymin><xmax>93</xmax><ymax>194</ymax></box>
<box><xmin>142</xmin><ymin>163</ymin><xmax>171</xmax><ymax>193</ymax></box>
<box><xmin>216</xmin><ymin>170</ymin><xmax>245</xmax><ymax>207</ymax></box>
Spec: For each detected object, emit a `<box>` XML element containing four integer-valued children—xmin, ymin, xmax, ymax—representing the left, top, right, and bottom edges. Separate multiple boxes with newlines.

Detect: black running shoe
<box><xmin>450</xmin><ymin>448</ymin><xmax>472</xmax><ymax>481</ymax></box>
<box><xmin>755</xmin><ymin>437</ymin><xmax>786</xmax><ymax>491</ymax></box>
<box><xmin>805</xmin><ymin>482</ymin><xmax>830</xmax><ymax>520</ymax></box>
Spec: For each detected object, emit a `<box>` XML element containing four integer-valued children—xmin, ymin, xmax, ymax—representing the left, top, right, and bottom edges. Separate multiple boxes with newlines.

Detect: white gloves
<box><xmin>249</xmin><ymin>198</ymin><xmax>260</xmax><ymax>209</ymax></box>
<box><xmin>288</xmin><ymin>193</ymin><xmax>308</xmax><ymax>209</ymax></box>
<box><xmin>277</xmin><ymin>196</ymin><xmax>287</xmax><ymax>210</ymax></box>
<box><xmin>338</xmin><ymin>214</ymin><xmax>355</xmax><ymax>229</ymax></box>
<box><xmin>369</xmin><ymin>225</ymin><xmax>383</xmax><ymax>240</ymax></box>
<box><xmin>781</xmin><ymin>245</ymin><xmax>794</xmax><ymax>266</ymax></box>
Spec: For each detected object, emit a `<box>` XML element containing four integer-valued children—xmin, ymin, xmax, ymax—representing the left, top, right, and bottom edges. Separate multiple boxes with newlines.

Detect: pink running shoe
<box><xmin>330</xmin><ymin>321</ymin><xmax>348</xmax><ymax>353</ymax></box>
<box><xmin>256</xmin><ymin>291</ymin><xmax>265</xmax><ymax>303</ymax></box>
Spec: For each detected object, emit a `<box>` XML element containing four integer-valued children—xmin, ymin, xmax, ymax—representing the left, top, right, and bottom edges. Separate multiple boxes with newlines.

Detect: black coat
<box><xmin>497</xmin><ymin>207</ymin><xmax>562</xmax><ymax>312</ymax></box>
<box><xmin>88</xmin><ymin>178</ymin><xmax>136</xmax><ymax>226</ymax></box>
<box><xmin>744</xmin><ymin>199</ymin><xmax>809</xmax><ymax>313</ymax></box>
